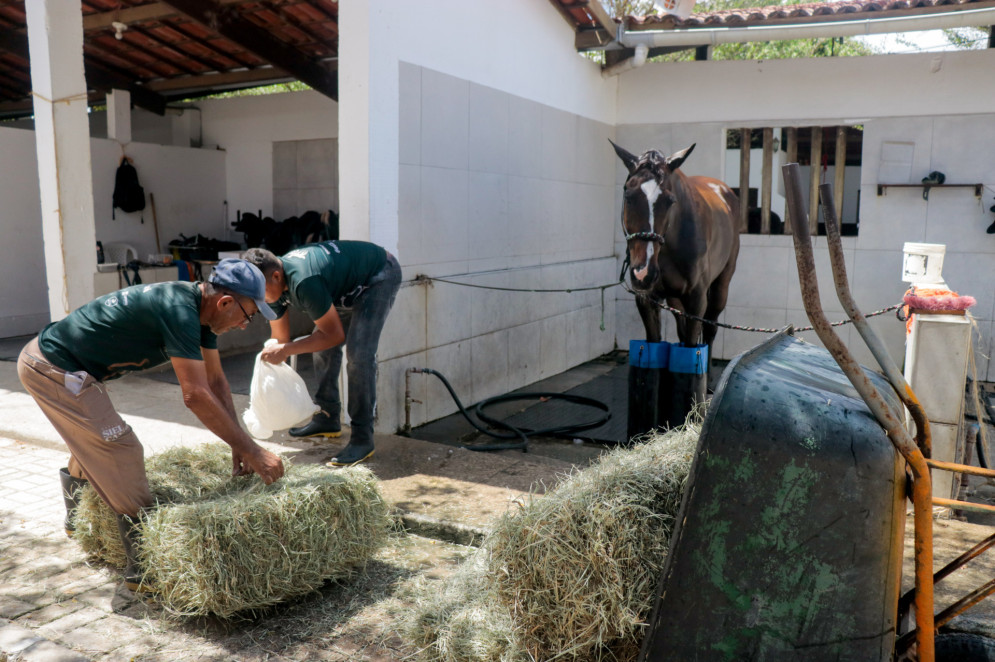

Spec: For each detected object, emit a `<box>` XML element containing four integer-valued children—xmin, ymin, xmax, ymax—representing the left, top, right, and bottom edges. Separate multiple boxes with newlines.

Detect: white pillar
<box><xmin>338</xmin><ymin>0</ymin><xmax>399</xmax><ymax>254</ymax></box>
<box><xmin>904</xmin><ymin>310</ymin><xmax>973</xmax><ymax>500</ymax></box>
<box><xmin>26</xmin><ymin>0</ymin><xmax>97</xmax><ymax>320</ymax></box>
<box><xmin>106</xmin><ymin>88</ymin><xmax>132</xmax><ymax>144</ymax></box>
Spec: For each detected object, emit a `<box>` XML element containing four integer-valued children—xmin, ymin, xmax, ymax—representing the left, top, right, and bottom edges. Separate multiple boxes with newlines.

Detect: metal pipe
<box><xmin>602</xmin><ymin>43</ymin><xmax>649</xmax><ymax>78</ymax></box>
<box><xmin>618</xmin><ymin>6</ymin><xmax>995</xmax><ymax>49</ymax></box>
<box><xmin>783</xmin><ymin>163</ymin><xmax>934</xmax><ymax>662</ymax></box>
<box><xmin>403</xmin><ymin>367</ymin><xmax>426</xmax><ymax>436</ymax></box>
<box><xmin>934</xmin><ymin>577</ymin><xmax>995</xmax><ymax>630</ymax></box>
<box><xmin>818</xmin><ymin>183</ymin><xmax>933</xmax><ymax>458</ymax></box>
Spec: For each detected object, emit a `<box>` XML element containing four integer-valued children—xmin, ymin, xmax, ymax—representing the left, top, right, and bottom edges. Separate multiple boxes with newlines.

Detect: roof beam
<box><xmin>0</xmin><ymin>22</ymin><xmax>166</xmax><ymax>115</ymax></box>
<box><xmin>82</xmin><ymin>0</ymin><xmax>245</xmax><ymax>32</ymax></box>
<box><xmin>84</xmin><ymin>59</ymin><xmax>167</xmax><ymax>115</ymax></box>
<box><xmin>145</xmin><ymin>66</ymin><xmax>292</xmax><ymax>93</ymax></box>
<box><xmin>158</xmin><ymin>0</ymin><xmax>337</xmax><ymax>100</ymax></box>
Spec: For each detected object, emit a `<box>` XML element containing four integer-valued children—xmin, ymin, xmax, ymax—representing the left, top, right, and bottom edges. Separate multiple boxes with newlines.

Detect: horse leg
<box><xmin>703</xmin><ymin>254</ymin><xmax>738</xmax><ymax>353</ymax></box>
<box><xmin>663</xmin><ymin>297</ymin><xmax>685</xmax><ymax>344</ymax></box>
<box><xmin>636</xmin><ymin>295</ymin><xmax>662</xmax><ymax>343</ymax></box>
<box><xmin>680</xmin><ymin>292</ymin><xmax>708</xmax><ymax>348</ymax></box>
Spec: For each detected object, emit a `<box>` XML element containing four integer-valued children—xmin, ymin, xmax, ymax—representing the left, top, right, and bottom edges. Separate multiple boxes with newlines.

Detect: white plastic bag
<box><xmin>242</xmin><ymin>339</ymin><xmax>319</xmax><ymax>439</ymax></box>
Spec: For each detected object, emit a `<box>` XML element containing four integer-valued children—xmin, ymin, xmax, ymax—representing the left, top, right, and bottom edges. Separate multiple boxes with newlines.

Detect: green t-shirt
<box><xmin>270</xmin><ymin>240</ymin><xmax>387</xmax><ymax>320</ymax></box>
<box><xmin>38</xmin><ymin>281</ymin><xmax>217</xmax><ymax>381</ymax></box>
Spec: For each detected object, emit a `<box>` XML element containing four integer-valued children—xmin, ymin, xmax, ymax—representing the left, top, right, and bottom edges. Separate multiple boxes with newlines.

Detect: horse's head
<box><xmin>611</xmin><ymin>140</ymin><xmax>695</xmax><ymax>289</ymax></box>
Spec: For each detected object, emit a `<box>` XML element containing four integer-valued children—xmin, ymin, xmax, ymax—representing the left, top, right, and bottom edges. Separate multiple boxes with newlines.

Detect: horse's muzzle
<box><xmin>630</xmin><ymin>262</ymin><xmax>655</xmax><ymax>288</ymax></box>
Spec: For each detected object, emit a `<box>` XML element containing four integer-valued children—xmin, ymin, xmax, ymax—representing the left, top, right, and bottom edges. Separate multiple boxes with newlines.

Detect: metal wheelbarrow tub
<box><xmin>640</xmin><ymin>329</ymin><xmax>906</xmax><ymax>661</ymax></box>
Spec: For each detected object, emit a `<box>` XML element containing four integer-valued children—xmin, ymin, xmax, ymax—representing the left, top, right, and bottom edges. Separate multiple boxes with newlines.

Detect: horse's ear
<box><xmin>609</xmin><ymin>139</ymin><xmax>639</xmax><ymax>174</ymax></box>
<box><xmin>666</xmin><ymin>143</ymin><xmax>696</xmax><ymax>171</ymax></box>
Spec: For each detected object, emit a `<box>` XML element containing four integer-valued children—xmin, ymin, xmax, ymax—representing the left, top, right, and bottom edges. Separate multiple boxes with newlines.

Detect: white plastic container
<box><xmin>652</xmin><ymin>0</ymin><xmax>696</xmax><ymax>19</ymax></box>
<box><xmin>902</xmin><ymin>242</ymin><xmax>946</xmax><ymax>284</ymax></box>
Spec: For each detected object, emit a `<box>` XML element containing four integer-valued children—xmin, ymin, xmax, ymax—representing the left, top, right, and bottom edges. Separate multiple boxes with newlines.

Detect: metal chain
<box><xmin>416</xmin><ymin>274</ymin><xmax>902</xmax><ymax>334</ymax></box>
<box><xmin>622</xmin><ymin>281</ymin><xmax>903</xmax><ymax>333</ymax></box>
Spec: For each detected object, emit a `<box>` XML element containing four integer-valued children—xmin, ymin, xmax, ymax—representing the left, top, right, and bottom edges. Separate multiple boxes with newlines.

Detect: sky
<box><xmin>857</xmin><ymin>30</ymin><xmax>955</xmax><ymax>54</ymax></box>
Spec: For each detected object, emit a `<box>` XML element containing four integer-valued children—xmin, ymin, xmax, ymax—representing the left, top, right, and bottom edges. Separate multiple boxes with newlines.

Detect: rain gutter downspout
<box><xmin>602</xmin><ymin>42</ymin><xmax>649</xmax><ymax>78</ymax></box>
<box><xmin>618</xmin><ymin>6</ymin><xmax>995</xmax><ymax>49</ymax></box>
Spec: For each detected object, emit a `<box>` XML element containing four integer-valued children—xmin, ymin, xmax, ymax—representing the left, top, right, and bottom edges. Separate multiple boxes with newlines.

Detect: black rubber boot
<box><xmin>289</xmin><ymin>410</ymin><xmax>342</xmax><ymax>438</ymax></box>
<box><xmin>59</xmin><ymin>468</ymin><xmax>88</xmax><ymax>537</ymax></box>
<box><xmin>326</xmin><ymin>440</ymin><xmax>375</xmax><ymax>467</ymax></box>
<box><xmin>116</xmin><ymin>513</ymin><xmax>153</xmax><ymax>593</ymax></box>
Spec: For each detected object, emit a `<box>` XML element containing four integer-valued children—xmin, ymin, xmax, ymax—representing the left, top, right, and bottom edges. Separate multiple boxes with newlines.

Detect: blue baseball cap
<box><xmin>208</xmin><ymin>258</ymin><xmax>277</xmax><ymax>320</ymax></box>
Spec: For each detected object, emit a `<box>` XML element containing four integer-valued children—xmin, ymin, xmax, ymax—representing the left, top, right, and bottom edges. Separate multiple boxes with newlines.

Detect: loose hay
<box><xmin>403</xmin><ymin>547</ymin><xmax>527</xmax><ymax>662</ymax></box>
<box><xmin>73</xmin><ymin>443</ymin><xmax>392</xmax><ymax>618</ymax></box>
<box><xmin>404</xmin><ymin>421</ymin><xmax>699</xmax><ymax>662</ymax></box>
<box><xmin>490</xmin><ymin>423</ymin><xmax>698</xmax><ymax>660</ymax></box>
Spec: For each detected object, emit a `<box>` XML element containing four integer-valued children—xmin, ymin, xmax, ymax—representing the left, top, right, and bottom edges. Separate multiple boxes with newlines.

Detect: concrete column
<box><xmin>106</xmin><ymin>88</ymin><xmax>132</xmax><ymax>144</ymax></box>
<box><xmin>26</xmin><ymin>0</ymin><xmax>97</xmax><ymax>320</ymax></box>
<box><xmin>338</xmin><ymin>0</ymin><xmax>399</xmax><ymax>254</ymax></box>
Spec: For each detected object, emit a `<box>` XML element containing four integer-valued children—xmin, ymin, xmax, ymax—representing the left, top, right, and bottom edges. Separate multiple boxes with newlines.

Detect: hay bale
<box><xmin>73</xmin><ymin>443</ymin><xmax>392</xmax><ymax>617</ymax></box>
<box><xmin>403</xmin><ymin>423</ymin><xmax>699</xmax><ymax>662</ymax></box>
<box><xmin>403</xmin><ymin>547</ymin><xmax>526</xmax><ymax>662</ymax></box>
<box><xmin>489</xmin><ymin>423</ymin><xmax>698</xmax><ymax>661</ymax></box>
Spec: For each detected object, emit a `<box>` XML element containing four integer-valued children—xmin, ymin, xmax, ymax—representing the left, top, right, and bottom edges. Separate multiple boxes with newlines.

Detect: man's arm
<box><xmin>260</xmin><ymin>306</ymin><xmax>344</xmax><ymax>364</ymax></box>
<box><xmin>171</xmin><ymin>355</ymin><xmax>284</xmax><ymax>483</ymax></box>
<box><xmin>202</xmin><ymin>347</ymin><xmax>237</xmax><ymax>421</ymax></box>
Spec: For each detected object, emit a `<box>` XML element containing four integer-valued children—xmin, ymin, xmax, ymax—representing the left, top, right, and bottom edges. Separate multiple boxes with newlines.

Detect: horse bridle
<box><xmin>624</xmin><ymin>230</ymin><xmax>665</xmax><ymax>244</ymax></box>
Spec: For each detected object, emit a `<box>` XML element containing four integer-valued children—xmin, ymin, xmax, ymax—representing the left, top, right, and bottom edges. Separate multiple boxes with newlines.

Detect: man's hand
<box><xmin>233</xmin><ymin>445</ymin><xmax>285</xmax><ymax>484</ymax></box>
<box><xmin>260</xmin><ymin>342</ymin><xmax>290</xmax><ymax>365</ymax></box>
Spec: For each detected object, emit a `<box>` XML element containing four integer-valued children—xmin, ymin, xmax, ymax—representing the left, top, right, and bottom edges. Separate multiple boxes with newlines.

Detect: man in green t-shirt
<box><xmin>244</xmin><ymin>241</ymin><xmax>401</xmax><ymax>467</ymax></box>
<box><xmin>17</xmin><ymin>259</ymin><xmax>284</xmax><ymax>592</ymax></box>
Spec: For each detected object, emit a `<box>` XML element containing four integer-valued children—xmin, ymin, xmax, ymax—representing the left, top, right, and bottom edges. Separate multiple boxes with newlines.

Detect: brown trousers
<box><xmin>17</xmin><ymin>337</ymin><xmax>152</xmax><ymax>517</ymax></box>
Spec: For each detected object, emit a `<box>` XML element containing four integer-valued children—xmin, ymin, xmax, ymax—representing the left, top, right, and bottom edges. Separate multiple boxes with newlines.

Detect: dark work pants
<box><xmin>313</xmin><ymin>253</ymin><xmax>401</xmax><ymax>446</ymax></box>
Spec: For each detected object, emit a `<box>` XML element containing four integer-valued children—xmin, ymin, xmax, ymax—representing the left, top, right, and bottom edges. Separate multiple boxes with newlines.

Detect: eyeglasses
<box><xmin>233</xmin><ymin>297</ymin><xmax>255</xmax><ymax>324</ymax></box>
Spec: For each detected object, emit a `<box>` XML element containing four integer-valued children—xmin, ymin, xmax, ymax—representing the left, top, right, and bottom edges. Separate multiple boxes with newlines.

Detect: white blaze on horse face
<box><xmin>633</xmin><ymin>178</ymin><xmax>662</xmax><ymax>281</ymax></box>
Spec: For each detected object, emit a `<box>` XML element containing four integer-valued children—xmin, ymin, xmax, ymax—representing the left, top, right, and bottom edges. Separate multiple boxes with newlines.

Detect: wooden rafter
<box><xmin>0</xmin><ymin>20</ymin><xmax>167</xmax><ymax>115</ymax></box>
<box><xmin>145</xmin><ymin>66</ymin><xmax>292</xmax><ymax>93</ymax></box>
<box><xmin>82</xmin><ymin>0</ymin><xmax>245</xmax><ymax>31</ymax></box>
<box><xmin>159</xmin><ymin>0</ymin><xmax>337</xmax><ymax>100</ymax></box>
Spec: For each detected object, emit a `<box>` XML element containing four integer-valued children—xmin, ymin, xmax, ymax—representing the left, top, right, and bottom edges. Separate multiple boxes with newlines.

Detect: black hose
<box><xmin>412</xmin><ymin>368</ymin><xmax>612</xmax><ymax>452</ymax></box>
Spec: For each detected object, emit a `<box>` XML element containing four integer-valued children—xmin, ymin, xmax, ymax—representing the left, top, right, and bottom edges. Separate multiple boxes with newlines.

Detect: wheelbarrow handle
<box><xmin>783</xmin><ymin>163</ymin><xmax>935</xmax><ymax>662</ymax></box>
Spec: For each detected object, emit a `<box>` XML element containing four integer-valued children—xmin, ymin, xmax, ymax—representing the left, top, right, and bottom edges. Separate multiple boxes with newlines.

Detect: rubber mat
<box><xmin>500</xmin><ymin>363</ymin><xmax>630</xmax><ymax>444</ymax></box>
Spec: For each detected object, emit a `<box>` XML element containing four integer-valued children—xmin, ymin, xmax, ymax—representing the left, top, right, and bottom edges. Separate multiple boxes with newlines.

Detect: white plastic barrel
<box><xmin>652</xmin><ymin>0</ymin><xmax>696</xmax><ymax>19</ymax></box>
<box><xmin>902</xmin><ymin>242</ymin><xmax>946</xmax><ymax>284</ymax></box>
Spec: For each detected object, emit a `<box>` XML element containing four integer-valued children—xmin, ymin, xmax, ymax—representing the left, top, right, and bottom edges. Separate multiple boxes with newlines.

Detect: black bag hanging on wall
<box><xmin>112</xmin><ymin>157</ymin><xmax>146</xmax><ymax>221</ymax></box>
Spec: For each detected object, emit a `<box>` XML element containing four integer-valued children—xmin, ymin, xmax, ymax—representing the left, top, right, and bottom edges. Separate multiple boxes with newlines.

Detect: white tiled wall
<box><xmin>389</xmin><ymin>64</ymin><xmax>618</xmax><ymax>429</ymax></box>
<box><xmin>272</xmin><ymin>138</ymin><xmax>338</xmax><ymax>221</ymax></box>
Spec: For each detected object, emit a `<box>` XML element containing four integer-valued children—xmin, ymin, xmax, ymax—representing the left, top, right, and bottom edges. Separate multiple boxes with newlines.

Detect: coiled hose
<box><xmin>410</xmin><ymin>368</ymin><xmax>611</xmax><ymax>452</ymax></box>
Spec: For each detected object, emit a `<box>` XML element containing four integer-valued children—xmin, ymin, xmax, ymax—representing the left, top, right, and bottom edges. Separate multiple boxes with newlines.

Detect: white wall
<box><xmin>343</xmin><ymin>0</ymin><xmax>623</xmax><ymax>433</ymax></box>
<box><xmin>197</xmin><ymin>91</ymin><xmax>338</xmax><ymax>244</ymax></box>
<box><xmin>614</xmin><ymin>49</ymin><xmax>995</xmax><ymax>380</ymax></box>
<box><xmin>0</xmin><ymin>125</ymin><xmax>227</xmax><ymax>338</ymax></box>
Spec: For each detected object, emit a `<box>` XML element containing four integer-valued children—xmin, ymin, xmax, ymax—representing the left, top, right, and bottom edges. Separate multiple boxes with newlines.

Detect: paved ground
<box><xmin>3</xmin><ymin>335</ymin><xmax>995</xmax><ymax>660</ymax></box>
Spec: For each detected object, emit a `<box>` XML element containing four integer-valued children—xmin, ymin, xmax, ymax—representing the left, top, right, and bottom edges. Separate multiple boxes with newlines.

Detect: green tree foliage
<box><xmin>643</xmin><ymin>0</ymin><xmax>874</xmax><ymax>60</ymax></box>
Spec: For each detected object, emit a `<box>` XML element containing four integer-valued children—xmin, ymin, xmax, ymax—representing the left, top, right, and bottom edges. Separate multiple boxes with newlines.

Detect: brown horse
<box><xmin>611</xmin><ymin>141</ymin><xmax>740</xmax><ymax>351</ymax></box>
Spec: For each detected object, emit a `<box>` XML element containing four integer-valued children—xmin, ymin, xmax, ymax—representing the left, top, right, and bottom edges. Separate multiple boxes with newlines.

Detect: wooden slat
<box><xmin>739</xmin><ymin>128</ymin><xmax>750</xmax><ymax>234</ymax></box>
<box><xmin>784</xmin><ymin>127</ymin><xmax>797</xmax><ymax>235</ymax></box>
<box><xmin>808</xmin><ymin>126</ymin><xmax>822</xmax><ymax>234</ymax></box>
<box><xmin>834</xmin><ymin>126</ymin><xmax>847</xmax><ymax>224</ymax></box>
<box><xmin>583</xmin><ymin>0</ymin><xmax>618</xmax><ymax>36</ymax></box>
<box><xmin>82</xmin><ymin>0</ymin><xmax>246</xmax><ymax>31</ymax></box>
<box><xmin>145</xmin><ymin>66</ymin><xmax>292</xmax><ymax>92</ymax></box>
<box><xmin>160</xmin><ymin>0</ymin><xmax>337</xmax><ymax>100</ymax></box>
<box><xmin>761</xmin><ymin>127</ymin><xmax>773</xmax><ymax>235</ymax></box>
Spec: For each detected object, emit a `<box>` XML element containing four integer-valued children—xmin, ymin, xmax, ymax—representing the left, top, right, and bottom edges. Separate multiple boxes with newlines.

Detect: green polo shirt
<box><xmin>37</xmin><ymin>281</ymin><xmax>217</xmax><ymax>381</ymax></box>
<box><xmin>269</xmin><ymin>240</ymin><xmax>387</xmax><ymax>321</ymax></box>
